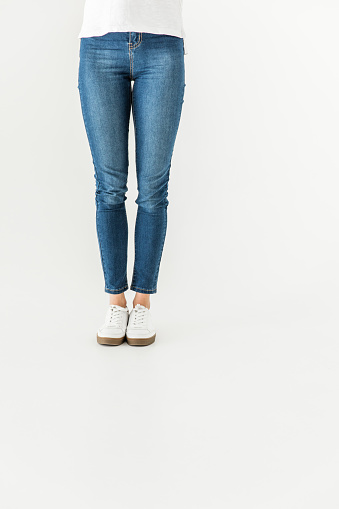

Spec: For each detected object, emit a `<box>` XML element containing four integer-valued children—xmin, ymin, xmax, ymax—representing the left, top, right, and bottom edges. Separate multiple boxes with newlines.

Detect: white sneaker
<box><xmin>126</xmin><ymin>304</ymin><xmax>156</xmax><ymax>346</ymax></box>
<box><xmin>97</xmin><ymin>304</ymin><xmax>129</xmax><ymax>345</ymax></box>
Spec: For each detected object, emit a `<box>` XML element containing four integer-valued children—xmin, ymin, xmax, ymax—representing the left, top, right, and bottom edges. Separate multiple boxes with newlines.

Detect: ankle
<box><xmin>133</xmin><ymin>293</ymin><xmax>150</xmax><ymax>309</ymax></box>
<box><xmin>109</xmin><ymin>293</ymin><xmax>127</xmax><ymax>308</ymax></box>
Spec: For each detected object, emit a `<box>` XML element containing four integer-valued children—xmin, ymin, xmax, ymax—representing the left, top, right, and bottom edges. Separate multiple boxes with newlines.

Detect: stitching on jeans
<box><xmin>96</xmin><ymin>209</ymin><xmax>110</xmax><ymax>288</ymax></box>
<box><xmin>131</xmin><ymin>90</ymin><xmax>138</xmax><ymax>288</ymax></box>
<box><xmin>129</xmin><ymin>32</ymin><xmax>132</xmax><ymax>79</ymax></box>
<box><xmin>133</xmin><ymin>32</ymin><xmax>142</xmax><ymax>49</ymax></box>
<box><xmin>130</xmin><ymin>32</ymin><xmax>139</xmax><ymax>49</ymax></box>
<box><xmin>106</xmin><ymin>285</ymin><xmax>129</xmax><ymax>292</ymax></box>
<box><xmin>129</xmin><ymin>33</ymin><xmax>142</xmax><ymax>79</ymax></box>
<box><xmin>130</xmin><ymin>286</ymin><xmax>157</xmax><ymax>292</ymax></box>
<box><xmin>131</xmin><ymin>201</ymin><xmax>139</xmax><ymax>288</ymax></box>
<box><xmin>153</xmin><ymin>212</ymin><xmax>168</xmax><ymax>284</ymax></box>
<box><xmin>130</xmin><ymin>32</ymin><xmax>142</xmax><ymax>49</ymax></box>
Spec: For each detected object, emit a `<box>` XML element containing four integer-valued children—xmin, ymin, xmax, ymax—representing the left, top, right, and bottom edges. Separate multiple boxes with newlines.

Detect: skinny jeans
<box><xmin>78</xmin><ymin>31</ymin><xmax>186</xmax><ymax>294</ymax></box>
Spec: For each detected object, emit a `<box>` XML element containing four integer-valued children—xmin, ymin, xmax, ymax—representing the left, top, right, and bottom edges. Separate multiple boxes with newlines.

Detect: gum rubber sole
<box><xmin>126</xmin><ymin>334</ymin><xmax>156</xmax><ymax>347</ymax></box>
<box><xmin>97</xmin><ymin>334</ymin><xmax>125</xmax><ymax>346</ymax></box>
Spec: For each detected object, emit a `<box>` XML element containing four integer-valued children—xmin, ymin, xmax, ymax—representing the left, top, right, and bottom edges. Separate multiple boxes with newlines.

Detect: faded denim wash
<box><xmin>78</xmin><ymin>31</ymin><xmax>186</xmax><ymax>294</ymax></box>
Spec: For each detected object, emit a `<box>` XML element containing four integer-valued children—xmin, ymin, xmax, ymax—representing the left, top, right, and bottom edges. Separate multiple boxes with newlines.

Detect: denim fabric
<box><xmin>78</xmin><ymin>32</ymin><xmax>186</xmax><ymax>294</ymax></box>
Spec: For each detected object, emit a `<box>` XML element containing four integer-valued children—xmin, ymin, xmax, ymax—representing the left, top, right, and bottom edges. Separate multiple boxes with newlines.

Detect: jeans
<box><xmin>77</xmin><ymin>32</ymin><xmax>186</xmax><ymax>294</ymax></box>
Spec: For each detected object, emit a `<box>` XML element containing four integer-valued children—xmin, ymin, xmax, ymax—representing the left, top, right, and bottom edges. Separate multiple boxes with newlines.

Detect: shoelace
<box><xmin>106</xmin><ymin>305</ymin><xmax>126</xmax><ymax>328</ymax></box>
<box><xmin>131</xmin><ymin>305</ymin><xmax>148</xmax><ymax>328</ymax></box>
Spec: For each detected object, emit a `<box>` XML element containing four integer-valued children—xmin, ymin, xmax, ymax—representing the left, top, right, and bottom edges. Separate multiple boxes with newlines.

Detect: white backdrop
<box><xmin>0</xmin><ymin>0</ymin><xmax>338</xmax><ymax>507</ymax></box>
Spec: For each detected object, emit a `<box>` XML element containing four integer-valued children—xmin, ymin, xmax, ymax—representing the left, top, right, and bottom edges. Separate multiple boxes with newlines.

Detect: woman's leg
<box><xmin>133</xmin><ymin>292</ymin><xmax>150</xmax><ymax>309</ymax></box>
<box><xmin>78</xmin><ymin>33</ymin><xmax>132</xmax><ymax>299</ymax></box>
<box><xmin>129</xmin><ymin>33</ymin><xmax>186</xmax><ymax>299</ymax></box>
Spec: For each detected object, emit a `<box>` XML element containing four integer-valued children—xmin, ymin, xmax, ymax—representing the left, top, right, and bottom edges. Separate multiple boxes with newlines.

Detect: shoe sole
<box><xmin>126</xmin><ymin>334</ymin><xmax>156</xmax><ymax>347</ymax></box>
<box><xmin>97</xmin><ymin>334</ymin><xmax>125</xmax><ymax>346</ymax></box>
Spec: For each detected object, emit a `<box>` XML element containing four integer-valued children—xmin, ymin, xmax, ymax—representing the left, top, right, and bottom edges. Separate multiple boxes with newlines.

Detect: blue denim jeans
<box><xmin>78</xmin><ymin>32</ymin><xmax>186</xmax><ymax>294</ymax></box>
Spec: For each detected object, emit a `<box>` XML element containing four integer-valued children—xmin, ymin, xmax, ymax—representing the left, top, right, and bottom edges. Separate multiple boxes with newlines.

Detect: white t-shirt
<box><xmin>78</xmin><ymin>0</ymin><xmax>188</xmax><ymax>55</ymax></box>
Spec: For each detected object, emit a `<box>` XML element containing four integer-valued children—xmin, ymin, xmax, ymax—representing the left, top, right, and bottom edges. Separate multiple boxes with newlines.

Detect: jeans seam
<box><xmin>131</xmin><ymin>205</ymin><xmax>139</xmax><ymax>287</ymax></box>
<box><xmin>129</xmin><ymin>33</ymin><xmax>142</xmax><ymax>79</ymax></box>
<box><xmin>130</xmin><ymin>285</ymin><xmax>157</xmax><ymax>292</ymax></box>
<box><xmin>129</xmin><ymin>32</ymin><xmax>142</xmax><ymax>49</ymax></box>
<box><xmin>129</xmin><ymin>32</ymin><xmax>132</xmax><ymax>79</ymax></box>
<box><xmin>153</xmin><ymin>213</ymin><xmax>168</xmax><ymax>284</ymax></box>
<box><xmin>105</xmin><ymin>285</ymin><xmax>129</xmax><ymax>292</ymax></box>
<box><xmin>96</xmin><ymin>209</ymin><xmax>110</xmax><ymax>289</ymax></box>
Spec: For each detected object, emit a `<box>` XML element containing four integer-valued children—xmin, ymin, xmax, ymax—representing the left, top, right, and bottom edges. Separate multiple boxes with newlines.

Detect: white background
<box><xmin>0</xmin><ymin>0</ymin><xmax>338</xmax><ymax>507</ymax></box>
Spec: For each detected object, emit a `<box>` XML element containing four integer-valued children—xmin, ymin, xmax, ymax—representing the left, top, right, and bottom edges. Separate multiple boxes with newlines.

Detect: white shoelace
<box><xmin>131</xmin><ymin>305</ymin><xmax>148</xmax><ymax>328</ymax></box>
<box><xmin>106</xmin><ymin>305</ymin><xmax>126</xmax><ymax>328</ymax></box>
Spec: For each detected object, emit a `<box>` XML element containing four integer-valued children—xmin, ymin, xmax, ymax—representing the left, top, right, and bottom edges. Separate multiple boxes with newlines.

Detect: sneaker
<box><xmin>97</xmin><ymin>304</ymin><xmax>129</xmax><ymax>345</ymax></box>
<box><xmin>126</xmin><ymin>304</ymin><xmax>156</xmax><ymax>346</ymax></box>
